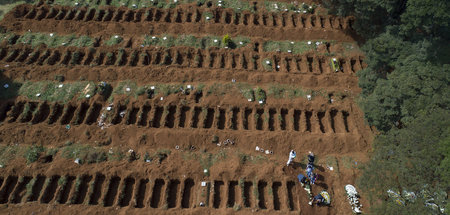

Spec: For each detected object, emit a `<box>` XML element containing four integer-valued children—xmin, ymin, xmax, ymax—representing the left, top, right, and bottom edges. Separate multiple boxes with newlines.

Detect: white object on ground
<box><xmin>126</xmin><ymin>87</ymin><xmax>131</xmax><ymax>92</ymax></box>
<box><xmin>107</xmin><ymin>107</ymin><xmax>112</xmax><ymax>111</ymax></box>
<box><xmin>187</xmin><ymin>85</ymin><xmax>191</xmax><ymax>89</ymax></box>
<box><xmin>59</xmin><ymin>84</ymin><xmax>63</xmax><ymax>88</ymax></box>
<box><xmin>36</xmin><ymin>93</ymin><xmax>41</xmax><ymax>97</ymax></box>
<box><xmin>50</xmin><ymin>33</ymin><xmax>54</xmax><ymax>37</ymax></box>
<box><xmin>206</xmin><ymin>16</ymin><xmax>210</xmax><ymax>20</ymax></box>
<box><xmin>114</xmin><ymin>35</ymin><xmax>119</xmax><ymax>39</ymax></box>
<box><xmin>316</xmin><ymin>41</ymin><xmax>320</xmax><ymax>46</ymax></box>
<box><xmin>3</xmin><ymin>84</ymin><xmax>9</xmax><ymax>89</ymax></box>
<box><xmin>150</xmin><ymin>86</ymin><xmax>155</xmax><ymax>90</ymax></box>
<box><xmin>214</xmin><ymin>39</ymin><xmax>218</xmax><ymax>43</ymax></box>
<box><xmin>152</xmin><ymin>36</ymin><xmax>156</xmax><ymax>39</ymax></box>
<box><xmin>203</xmin><ymin>169</ymin><xmax>208</xmax><ymax>173</ymax></box>
<box><xmin>266</xmin><ymin>60</ymin><xmax>271</xmax><ymax>65</ymax></box>
<box><xmin>277</xmin><ymin>65</ymin><xmax>280</xmax><ymax>69</ymax></box>
<box><xmin>248</xmin><ymin>98</ymin><xmax>252</xmax><ymax>102</ymax></box>
<box><xmin>265</xmin><ymin>150</ymin><xmax>270</xmax><ymax>154</ymax></box>
<box><xmin>163</xmin><ymin>37</ymin><xmax>167</xmax><ymax>40</ymax></box>
<box><xmin>86</xmin><ymin>94</ymin><xmax>90</xmax><ymax>98</ymax></box>
<box><xmin>291</xmin><ymin>41</ymin><xmax>294</xmax><ymax>44</ymax></box>
<box><xmin>255</xmin><ymin>146</ymin><xmax>260</xmax><ymax>151</ymax></box>
<box><xmin>288</xmin><ymin>50</ymin><xmax>292</xmax><ymax>53</ymax></box>
<box><xmin>307</xmin><ymin>94</ymin><xmax>312</xmax><ymax>100</ymax></box>
<box><xmin>307</xmin><ymin>41</ymin><xmax>311</xmax><ymax>45</ymax></box>
<box><xmin>239</xmin><ymin>41</ymin><xmax>243</xmax><ymax>45</ymax></box>
<box><xmin>160</xmin><ymin>97</ymin><xmax>163</xmax><ymax>100</ymax></box>
<box><xmin>74</xmin><ymin>158</ymin><xmax>81</xmax><ymax>164</ymax></box>
<box><xmin>259</xmin><ymin>100</ymin><xmax>264</xmax><ymax>104</ymax></box>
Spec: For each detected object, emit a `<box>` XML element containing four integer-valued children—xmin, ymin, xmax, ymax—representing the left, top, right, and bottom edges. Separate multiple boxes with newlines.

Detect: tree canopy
<box><xmin>323</xmin><ymin>0</ymin><xmax>450</xmax><ymax>213</ymax></box>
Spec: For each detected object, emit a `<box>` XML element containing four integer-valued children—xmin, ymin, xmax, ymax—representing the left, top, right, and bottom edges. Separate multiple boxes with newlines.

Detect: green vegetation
<box><xmin>143</xmin><ymin>34</ymin><xmax>250</xmax><ymax>49</ymax></box>
<box><xmin>24</xmin><ymin>145</ymin><xmax>45</xmax><ymax>164</ymax></box>
<box><xmin>323</xmin><ymin>0</ymin><xmax>450</xmax><ymax>213</ymax></box>
<box><xmin>38</xmin><ymin>0</ymin><xmax>315</xmax><ymax>14</ymax></box>
<box><xmin>262</xmin><ymin>59</ymin><xmax>273</xmax><ymax>71</ymax></box>
<box><xmin>262</xmin><ymin>40</ymin><xmax>323</xmax><ymax>54</ymax></box>
<box><xmin>105</xmin><ymin>35</ymin><xmax>124</xmax><ymax>46</ymax></box>
<box><xmin>0</xmin><ymin>0</ymin><xmax>33</xmax><ymax>21</ymax></box>
<box><xmin>18</xmin><ymin>81</ymin><xmax>96</xmax><ymax>102</ymax></box>
<box><xmin>9</xmin><ymin>32</ymin><xmax>94</xmax><ymax>48</ymax></box>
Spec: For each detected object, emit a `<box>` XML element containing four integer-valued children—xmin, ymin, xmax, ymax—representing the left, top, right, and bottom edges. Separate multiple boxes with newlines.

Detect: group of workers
<box><xmin>287</xmin><ymin>150</ymin><xmax>331</xmax><ymax>206</ymax></box>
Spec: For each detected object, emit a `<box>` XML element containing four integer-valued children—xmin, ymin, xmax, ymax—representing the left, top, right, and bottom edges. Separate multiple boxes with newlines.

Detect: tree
<box><xmin>358</xmin><ymin>108</ymin><xmax>449</xmax><ymax>214</ymax></box>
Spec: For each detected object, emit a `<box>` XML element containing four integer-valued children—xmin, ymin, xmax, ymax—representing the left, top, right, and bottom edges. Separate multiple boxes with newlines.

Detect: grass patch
<box><xmin>142</xmin><ymin>34</ymin><xmax>250</xmax><ymax>49</ymax></box>
<box><xmin>11</xmin><ymin>32</ymin><xmax>94</xmax><ymax>48</ymax></box>
<box><xmin>24</xmin><ymin>145</ymin><xmax>45</xmax><ymax>164</ymax></box>
<box><xmin>0</xmin><ymin>1</ymin><xmax>31</xmax><ymax>21</ymax></box>
<box><xmin>0</xmin><ymin>144</ymin><xmax>22</xmax><ymax>167</ymax></box>
<box><xmin>262</xmin><ymin>58</ymin><xmax>273</xmax><ymax>71</ymax></box>
<box><xmin>105</xmin><ymin>35</ymin><xmax>124</xmax><ymax>46</ymax></box>
<box><xmin>18</xmin><ymin>81</ymin><xmax>96</xmax><ymax>102</ymax></box>
<box><xmin>263</xmin><ymin>40</ymin><xmax>324</xmax><ymax>54</ymax></box>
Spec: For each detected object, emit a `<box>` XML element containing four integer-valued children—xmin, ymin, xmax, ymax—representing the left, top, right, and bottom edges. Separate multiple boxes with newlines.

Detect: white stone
<box><xmin>114</xmin><ymin>35</ymin><xmax>119</xmax><ymax>39</ymax></box>
<box><xmin>187</xmin><ymin>85</ymin><xmax>191</xmax><ymax>89</ymax></box>
<box><xmin>291</xmin><ymin>41</ymin><xmax>294</xmax><ymax>44</ymax></box>
<box><xmin>277</xmin><ymin>65</ymin><xmax>280</xmax><ymax>69</ymax></box>
<box><xmin>265</xmin><ymin>150</ymin><xmax>270</xmax><ymax>154</ymax></box>
<box><xmin>255</xmin><ymin>146</ymin><xmax>260</xmax><ymax>151</ymax></box>
<box><xmin>152</xmin><ymin>36</ymin><xmax>156</xmax><ymax>39</ymax></box>
<box><xmin>49</xmin><ymin>33</ymin><xmax>54</xmax><ymax>37</ymax></box>
<box><xmin>333</xmin><ymin>58</ymin><xmax>337</xmax><ymax>61</ymax></box>
<box><xmin>307</xmin><ymin>94</ymin><xmax>312</xmax><ymax>100</ymax></box>
<box><xmin>150</xmin><ymin>86</ymin><xmax>155</xmax><ymax>90</ymax></box>
<box><xmin>160</xmin><ymin>97</ymin><xmax>163</xmax><ymax>100</ymax></box>
<box><xmin>206</xmin><ymin>16</ymin><xmax>210</xmax><ymax>20</ymax></box>
<box><xmin>259</xmin><ymin>100</ymin><xmax>263</xmax><ymax>104</ymax></box>
<box><xmin>107</xmin><ymin>107</ymin><xmax>112</xmax><ymax>111</ymax></box>
<box><xmin>74</xmin><ymin>158</ymin><xmax>81</xmax><ymax>164</ymax></box>
<box><xmin>201</xmin><ymin>181</ymin><xmax>207</xmax><ymax>186</ymax></box>
<box><xmin>203</xmin><ymin>169</ymin><xmax>208</xmax><ymax>173</ymax></box>
<box><xmin>284</xmin><ymin>9</ymin><xmax>288</xmax><ymax>11</ymax></box>
<box><xmin>132</xmin><ymin>4</ymin><xmax>137</xmax><ymax>7</ymax></box>
<box><xmin>218</xmin><ymin>3</ymin><xmax>222</xmax><ymax>6</ymax></box>
<box><xmin>59</xmin><ymin>84</ymin><xmax>63</xmax><ymax>88</ymax></box>
<box><xmin>303</xmin><ymin>10</ymin><xmax>307</xmax><ymax>13</ymax></box>
<box><xmin>266</xmin><ymin>60</ymin><xmax>271</xmax><ymax>65</ymax></box>
<box><xmin>126</xmin><ymin>87</ymin><xmax>131</xmax><ymax>92</ymax></box>
<box><xmin>163</xmin><ymin>37</ymin><xmax>167</xmax><ymax>40</ymax></box>
<box><xmin>86</xmin><ymin>94</ymin><xmax>90</xmax><ymax>98</ymax></box>
<box><xmin>239</xmin><ymin>41</ymin><xmax>243</xmax><ymax>45</ymax></box>
<box><xmin>36</xmin><ymin>93</ymin><xmax>41</xmax><ymax>97</ymax></box>
<box><xmin>3</xmin><ymin>84</ymin><xmax>9</xmax><ymax>89</ymax></box>
<box><xmin>287</xmin><ymin>50</ymin><xmax>292</xmax><ymax>53</ymax></box>
<box><xmin>214</xmin><ymin>39</ymin><xmax>218</xmax><ymax>43</ymax></box>
<box><xmin>75</xmin><ymin>2</ymin><xmax>79</xmax><ymax>5</ymax></box>
<box><xmin>307</xmin><ymin>41</ymin><xmax>312</xmax><ymax>45</ymax></box>
<box><xmin>248</xmin><ymin>98</ymin><xmax>252</xmax><ymax>102</ymax></box>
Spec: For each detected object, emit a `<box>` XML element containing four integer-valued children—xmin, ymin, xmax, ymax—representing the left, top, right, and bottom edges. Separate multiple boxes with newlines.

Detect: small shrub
<box><xmin>24</xmin><ymin>145</ymin><xmax>45</xmax><ymax>164</ymax></box>
<box><xmin>222</xmin><ymin>34</ymin><xmax>232</xmax><ymax>47</ymax></box>
<box><xmin>255</xmin><ymin>87</ymin><xmax>266</xmax><ymax>103</ymax></box>
<box><xmin>212</xmin><ymin>135</ymin><xmax>219</xmax><ymax>143</ymax></box>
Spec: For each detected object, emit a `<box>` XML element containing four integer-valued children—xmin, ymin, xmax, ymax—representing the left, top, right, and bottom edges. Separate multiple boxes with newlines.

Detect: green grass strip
<box><xmin>5</xmin><ymin>32</ymin><xmax>95</xmax><ymax>48</ymax></box>
<box><xmin>143</xmin><ymin>34</ymin><xmax>250</xmax><ymax>49</ymax></box>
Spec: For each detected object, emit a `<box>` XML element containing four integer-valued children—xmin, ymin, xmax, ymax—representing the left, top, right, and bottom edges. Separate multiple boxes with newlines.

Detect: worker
<box><xmin>297</xmin><ymin>174</ymin><xmax>310</xmax><ymax>187</ymax></box>
<box><xmin>287</xmin><ymin>150</ymin><xmax>296</xmax><ymax>166</ymax></box>
<box><xmin>308</xmin><ymin>151</ymin><xmax>315</xmax><ymax>164</ymax></box>
<box><xmin>310</xmin><ymin>191</ymin><xmax>331</xmax><ymax>206</ymax></box>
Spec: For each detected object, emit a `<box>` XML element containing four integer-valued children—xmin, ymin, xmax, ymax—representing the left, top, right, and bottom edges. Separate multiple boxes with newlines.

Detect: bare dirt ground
<box><xmin>0</xmin><ymin>1</ymin><xmax>372</xmax><ymax>214</ymax></box>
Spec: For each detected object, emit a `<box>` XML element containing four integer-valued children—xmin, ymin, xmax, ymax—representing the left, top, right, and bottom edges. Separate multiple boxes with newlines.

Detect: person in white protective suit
<box><xmin>286</xmin><ymin>150</ymin><xmax>296</xmax><ymax>166</ymax></box>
